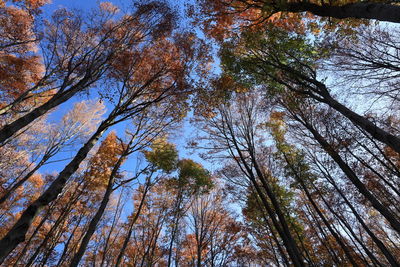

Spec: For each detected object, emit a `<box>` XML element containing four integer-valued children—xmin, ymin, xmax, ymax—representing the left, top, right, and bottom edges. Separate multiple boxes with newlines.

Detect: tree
<box><xmin>0</xmin><ymin>2</ymin><xmax>196</xmax><ymax>259</ymax></box>
<box><xmin>195</xmin><ymin>91</ymin><xmax>307</xmax><ymax>266</ymax></box>
<box><xmin>0</xmin><ymin>1</ymin><xmax>177</xmax><ymax>144</ymax></box>
<box><xmin>0</xmin><ymin>99</ymin><xmax>105</xmax><ymax>205</ymax></box>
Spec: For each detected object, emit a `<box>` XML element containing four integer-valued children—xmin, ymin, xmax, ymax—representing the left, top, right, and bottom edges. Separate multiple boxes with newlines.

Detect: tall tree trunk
<box><xmin>251</xmin><ymin>187</ymin><xmax>290</xmax><ymax>266</ymax></box>
<box><xmin>196</xmin><ymin>244</ymin><xmax>202</xmax><ymax>267</ymax></box>
<box><xmin>11</xmin><ymin>202</ymin><xmax>56</xmax><ymax>266</ymax></box>
<box><xmin>100</xmin><ymin>192</ymin><xmax>123</xmax><ymax>267</ymax></box>
<box><xmin>25</xmin><ymin>200</ymin><xmax>75</xmax><ymax>267</ymax></box>
<box><xmin>318</xmin><ymin>163</ymin><xmax>399</xmax><ymax>266</ymax></box>
<box><xmin>56</xmin><ymin>215</ymin><xmax>84</xmax><ymax>267</ymax></box>
<box><xmin>303</xmin><ymin>204</ymin><xmax>342</xmax><ymax>265</ymax></box>
<box><xmin>292</xmin><ymin>170</ymin><xmax>359</xmax><ymax>266</ymax></box>
<box><xmin>69</xmin><ymin>154</ymin><xmax>124</xmax><ymax>267</ymax></box>
<box><xmin>249</xmin><ymin>173</ymin><xmax>304</xmax><ymax>266</ymax></box>
<box><xmin>0</xmin><ymin>118</ymin><xmax>111</xmax><ymax>264</ymax></box>
<box><xmin>298</xmin><ymin>116</ymin><xmax>400</xmax><ymax>234</ymax></box>
<box><xmin>283</xmin><ymin>2</ymin><xmax>400</xmax><ymax>24</ymax></box>
<box><xmin>0</xmin><ymin>154</ymin><xmax>50</xmax><ymax>205</ymax></box>
<box><xmin>322</xmin><ymin>95</ymin><xmax>400</xmax><ymax>155</ymax></box>
<box><xmin>312</xmin><ymin>183</ymin><xmax>381</xmax><ymax>266</ymax></box>
<box><xmin>167</xmin><ymin>189</ymin><xmax>183</xmax><ymax>267</ymax></box>
<box><xmin>250</xmin><ymin>157</ymin><xmax>305</xmax><ymax>266</ymax></box>
<box><xmin>0</xmin><ymin>78</ymin><xmax>90</xmax><ymax>144</ymax></box>
<box><xmin>224</xmin><ymin>118</ymin><xmax>305</xmax><ymax>266</ymax></box>
<box><xmin>114</xmin><ymin>182</ymin><xmax>149</xmax><ymax>267</ymax></box>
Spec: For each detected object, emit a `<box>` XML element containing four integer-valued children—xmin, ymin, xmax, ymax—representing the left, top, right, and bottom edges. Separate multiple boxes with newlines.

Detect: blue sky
<box><xmin>37</xmin><ymin>0</ymin><xmax>215</xmax><ymax>184</ymax></box>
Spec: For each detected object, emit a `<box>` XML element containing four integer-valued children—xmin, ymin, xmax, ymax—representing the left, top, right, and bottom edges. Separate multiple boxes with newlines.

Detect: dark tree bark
<box><xmin>294</xmin><ymin>114</ymin><xmax>400</xmax><ymax>234</ymax></box>
<box><xmin>0</xmin><ymin>119</ymin><xmax>110</xmax><ymax>264</ymax></box>
<box><xmin>321</xmin><ymin>94</ymin><xmax>400</xmax><ymax>155</ymax></box>
<box><xmin>283</xmin><ymin>2</ymin><xmax>400</xmax><ymax>24</ymax></box>
<box><xmin>314</xmin><ymin>157</ymin><xmax>400</xmax><ymax>266</ymax></box>
<box><xmin>69</xmin><ymin>152</ymin><xmax>125</xmax><ymax>267</ymax></box>
<box><xmin>0</xmin><ymin>77</ymin><xmax>97</xmax><ymax>145</ymax></box>
<box><xmin>0</xmin><ymin>153</ymin><xmax>51</xmax><ymax>205</ymax></box>
<box><xmin>285</xmin><ymin>155</ymin><xmax>360</xmax><ymax>266</ymax></box>
<box><xmin>115</xmin><ymin>182</ymin><xmax>150</xmax><ymax>267</ymax></box>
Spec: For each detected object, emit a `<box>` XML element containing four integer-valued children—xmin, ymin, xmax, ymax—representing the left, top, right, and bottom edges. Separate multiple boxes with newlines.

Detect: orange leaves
<box><xmin>0</xmin><ymin>1</ymin><xmax>46</xmax><ymax>107</ymax></box>
<box><xmin>84</xmin><ymin>132</ymin><xmax>124</xmax><ymax>190</ymax></box>
<box><xmin>99</xmin><ymin>2</ymin><xmax>119</xmax><ymax>14</ymax></box>
<box><xmin>0</xmin><ymin>54</ymin><xmax>43</xmax><ymax>102</ymax></box>
<box><xmin>12</xmin><ymin>0</ymin><xmax>50</xmax><ymax>10</ymax></box>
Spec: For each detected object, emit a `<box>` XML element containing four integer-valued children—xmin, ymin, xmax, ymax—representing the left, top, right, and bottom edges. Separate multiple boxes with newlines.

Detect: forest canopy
<box><xmin>0</xmin><ymin>0</ymin><xmax>400</xmax><ymax>266</ymax></box>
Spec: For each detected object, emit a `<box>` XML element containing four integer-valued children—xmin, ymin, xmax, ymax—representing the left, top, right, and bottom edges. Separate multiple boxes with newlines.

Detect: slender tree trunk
<box><xmin>303</xmin><ymin>204</ymin><xmax>342</xmax><ymax>265</ymax></box>
<box><xmin>69</xmin><ymin>154</ymin><xmax>124</xmax><ymax>267</ymax></box>
<box><xmin>284</xmin><ymin>2</ymin><xmax>400</xmax><ymax>24</ymax></box>
<box><xmin>0</xmin><ymin>154</ymin><xmax>50</xmax><ymax>205</ymax></box>
<box><xmin>249</xmin><ymin>174</ymin><xmax>303</xmax><ymax>266</ymax></box>
<box><xmin>25</xmin><ymin>188</ymin><xmax>81</xmax><ymax>267</ymax></box>
<box><xmin>298</xmin><ymin>116</ymin><xmax>400</xmax><ymax>234</ymax></box>
<box><xmin>250</xmin><ymin>157</ymin><xmax>305</xmax><ymax>266</ymax></box>
<box><xmin>322</xmin><ymin>168</ymin><xmax>399</xmax><ymax>266</ymax></box>
<box><xmin>224</xmin><ymin>120</ymin><xmax>305</xmax><ymax>266</ymax></box>
<box><xmin>312</xmin><ymin>183</ymin><xmax>382</xmax><ymax>266</ymax></box>
<box><xmin>197</xmin><ymin>244</ymin><xmax>202</xmax><ymax>267</ymax></box>
<box><xmin>100</xmin><ymin>192</ymin><xmax>123</xmax><ymax>267</ymax></box>
<box><xmin>167</xmin><ymin>189</ymin><xmax>183</xmax><ymax>267</ymax></box>
<box><xmin>294</xmin><ymin>173</ymin><xmax>359</xmax><ymax>266</ymax></box>
<box><xmin>11</xmin><ymin>202</ymin><xmax>55</xmax><ymax>266</ymax></box>
<box><xmin>0</xmin><ymin>118</ymin><xmax>110</xmax><ymax>264</ymax></box>
<box><xmin>322</xmin><ymin>95</ymin><xmax>400</xmax><ymax>155</ymax></box>
<box><xmin>56</xmin><ymin>215</ymin><xmax>84</xmax><ymax>267</ymax></box>
<box><xmin>251</xmin><ymin>187</ymin><xmax>290</xmax><ymax>266</ymax></box>
<box><xmin>114</xmin><ymin>183</ymin><xmax>150</xmax><ymax>267</ymax></box>
<box><xmin>0</xmin><ymin>79</ymin><xmax>89</xmax><ymax>144</ymax></box>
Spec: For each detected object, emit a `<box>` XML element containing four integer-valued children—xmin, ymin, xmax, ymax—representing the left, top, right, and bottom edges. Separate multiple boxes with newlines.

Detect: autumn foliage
<box><xmin>0</xmin><ymin>0</ymin><xmax>400</xmax><ymax>266</ymax></box>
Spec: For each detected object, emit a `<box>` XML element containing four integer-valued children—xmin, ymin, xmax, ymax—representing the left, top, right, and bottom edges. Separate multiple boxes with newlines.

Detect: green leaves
<box><xmin>177</xmin><ymin>159</ymin><xmax>214</xmax><ymax>194</ymax></box>
<box><xmin>144</xmin><ymin>138</ymin><xmax>213</xmax><ymax>195</ymax></box>
<box><xmin>144</xmin><ymin>137</ymin><xmax>179</xmax><ymax>173</ymax></box>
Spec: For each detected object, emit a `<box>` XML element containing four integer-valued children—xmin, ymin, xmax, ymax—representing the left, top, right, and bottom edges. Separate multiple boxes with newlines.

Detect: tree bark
<box><xmin>69</xmin><ymin>154</ymin><xmax>124</xmax><ymax>267</ymax></box>
<box><xmin>299</xmin><ymin>117</ymin><xmax>400</xmax><ymax>234</ymax></box>
<box><xmin>0</xmin><ymin>154</ymin><xmax>50</xmax><ymax>205</ymax></box>
<box><xmin>284</xmin><ymin>2</ymin><xmax>400</xmax><ymax>24</ymax></box>
<box><xmin>114</xmin><ymin>182</ymin><xmax>150</xmax><ymax>267</ymax></box>
<box><xmin>322</xmin><ymin>95</ymin><xmax>400</xmax><ymax>155</ymax></box>
<box><xmin>0</xmin><ymin>79</ymin><xmax>89</xmax><ymax>144</ymax></box>
<box><xmin>317</xmin><ymin>162</ymin><xmax>399</xmax><ymax>266</ymax></box>
<box><xmin>0</xmin><ymin>119</ymin><xmax>110</xmax><ymax>264</ymax></box>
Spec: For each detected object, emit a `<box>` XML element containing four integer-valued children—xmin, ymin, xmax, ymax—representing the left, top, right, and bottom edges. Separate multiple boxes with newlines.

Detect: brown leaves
<box><xmin>84</xmin><ymin>132</ymin><xmax>124</xmax><ymax>190</ymax></box>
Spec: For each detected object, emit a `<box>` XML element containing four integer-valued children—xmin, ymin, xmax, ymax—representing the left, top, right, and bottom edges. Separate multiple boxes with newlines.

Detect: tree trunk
<box><xmin>226</xmin><ymin>119</ymin><xmax>305</xmax><ymax>266</ymax></box>
<box><xmin>0</xmin><ymin>154</ymin><xmax>50</xmax><ymax>205</ymax></box>
<box><xmin>114</xmin><ymin>182</ymin><xmax>150</xmax><ymax>267</ymax></box>
<box><xmin>284</xmin><ymin>2</ymin><xmax>400</xmax><ymax>24</ymax></box>
<box><xmin>322</xmin><ymin>95</ymin><xmax>400</xmax><ymax>155</ymax></box>
<box><xmin>289</xmin><ymin>166</ymin><xmax>359</xmax><ymax>266</ymax></box>
<box><xmin>318</xmin><ymin>163</ymin><xmax>400</xmax><ymax>266</ymax></box>
<box><xmin>300</xmin><ymin>117</ymin><xmax>400</xmax><ymax>234</ymax></box>
<box><xmin>167</xmin><ymin>189</ymin><xmax>184</xmax><ymax>267</ymax></box>
<box><xmin>0</xmin><ymin>80</ymin><xmax>88</xmax><ymax>144</ymax></box>
<box><xmin>251</xmin><ymin>158</ymin><xmax>306</xmax><ymax>266</ymax></box>
<box><xmin>0</xmin><ymin>119</ymin><xmax>110</xmax><ymax>264</ymax></box>
<box><xmin>69</xmin><ymin>154</ymin><xmax>124</xmax><ymax>267</ymax></box>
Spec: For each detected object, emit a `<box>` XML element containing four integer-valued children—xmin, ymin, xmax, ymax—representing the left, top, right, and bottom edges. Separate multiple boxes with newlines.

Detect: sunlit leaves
<box><xmin>144</xmin><ymin>137</ymin><xmax>178</xmax><ymax>173</ymax></box>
